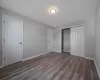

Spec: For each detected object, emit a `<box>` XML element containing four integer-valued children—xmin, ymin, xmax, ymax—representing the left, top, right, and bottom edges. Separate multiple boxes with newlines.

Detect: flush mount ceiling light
<box><xmin>50</xmin><ymin>9</ymin><xmax>56</xmax><ymax>14</ymax></box>
<box><xmin>48</xmin><ymin>7</ymin><xmax>58</xmax><ymax>14</ymax></box>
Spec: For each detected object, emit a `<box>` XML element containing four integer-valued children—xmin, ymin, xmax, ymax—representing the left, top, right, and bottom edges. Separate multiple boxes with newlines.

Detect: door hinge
<box><xmin>4</xmin><ymin>39</ymin><xmax>5</xmax><ymax>43</ymax></box>
<box><xmin>4</xmin><ymin>57</ymin><xmax>5</xmax><ymax>61</ymax></box>
<box><xmin>4</xmin><ymin>20</ymin><xmax>5</xmax><ymax>24</ymax></box>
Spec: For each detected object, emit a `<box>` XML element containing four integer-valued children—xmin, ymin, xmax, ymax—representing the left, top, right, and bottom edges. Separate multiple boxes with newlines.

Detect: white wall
<box><xmin>95</xmin><ymin>1</ymin><xmax>100</xmax><ymax>76</ymax></box>
<box><xmin>84</xmin><ymin>17</ymin><xmax>96</xmax><ymax>58</ymax></box>
<box><xmin>0</xmin><ymin>8</ymin><xmax>2</xmax><ymax>66</ymax></box>
<box><xmin>23</xmin><ymin>19</ymin><xmax>48</xmax><ymax>59</ymax></box>
<box><xmin>95</xmin><ymin>21</ymin><xmax>100</xmax><ymax>76</ymax></box>
<box><xmin>53</xmin><ymin>20</ymin><xmax>96</xmax><ymax>58</ymax></box>
<box><xmin>53</xmin><ymin>20</ymin><xmax>84</xmax><ymax>52</ymax></box>
<box><xmin>0</xmin><ymin>7</ymin><xmax>53</xmax><ymax>66</ymax></box>
<box><xmin>47</xmin><ymin>28</ymin><xmax>53</xmax><ymax>52</ymax></box>
<box><xmin>53</xmin><ymin>27</ymin><xmax>61</xmax><ymax>52</ymax></box>
<box><xmin>0</xmin><ymin>0</ymin><xmax>99</xmax><ymax>27</ymax></box>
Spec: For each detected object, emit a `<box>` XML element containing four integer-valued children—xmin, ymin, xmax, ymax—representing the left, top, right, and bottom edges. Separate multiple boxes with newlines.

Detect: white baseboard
<box><xmin>52</xmin><ymin>50</ymin><xmax>61</xmax><ymax>53</ymax></box>
<box><xmin>83</xmin><ymin>56</ymin><xmax>94</xmax><ymax>60</ymax></box>
<box><xmin>78</xmin><ymin>56</ymin><xmax>100</xmax><ymax>78</ymax></box>
<box><xmin>94</xmin><ymin>60</ymin><xmax>100</xmax><ymax>78</ymax></box>
<box><xmin>0</xmin><ymin>52</ymin><xmax>49</xmax><ymax>68</ymax></box>
<box><xmin>0</xmin><ymin>65</ymin><xmax>3</xmax><ymax>69</ymax></box>
<box><xmin>23</xmin><ymin>52</ymin><xmax>49</xmax><ymax>61</ymax></box>
<box><xmin>83</xmin><ymin>56</ymin><xmax>100</xmax><ymax>78</ymax></box>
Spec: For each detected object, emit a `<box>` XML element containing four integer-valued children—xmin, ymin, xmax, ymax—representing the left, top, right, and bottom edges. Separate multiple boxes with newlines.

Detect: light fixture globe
<box><xmin>48</xmin><ymin>7</ymin><xmax>58</xmax><ymax>14</ymax></box>
<box><xmin>50</xmin><ymin>9</ymin><xmax>56</xmax><ymax>14</ymax></box>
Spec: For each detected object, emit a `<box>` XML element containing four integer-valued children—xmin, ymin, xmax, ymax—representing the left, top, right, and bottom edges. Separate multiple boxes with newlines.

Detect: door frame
<box><xmin>2</xmin><ymin>15</ymin><xmax>23</xmax><ymax>67</ymax></box>
<box><xmin>61</xmin><ymin>28</ymin><xmax>70</xmax><ymax>53</ymax></box>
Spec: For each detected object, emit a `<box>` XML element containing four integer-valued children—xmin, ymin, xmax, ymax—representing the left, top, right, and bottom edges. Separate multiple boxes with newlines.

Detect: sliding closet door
<box><xmin>70</xmin><ymin>26</ymin><xmax>84</xmax><ymax>57</ymax></box>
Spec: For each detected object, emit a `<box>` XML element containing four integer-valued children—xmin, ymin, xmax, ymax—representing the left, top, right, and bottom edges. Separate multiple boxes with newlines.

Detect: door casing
<box><xmin>2</xmin><ymin>15</ymin><xmax>23</xmax><ymax>67</ymax></box>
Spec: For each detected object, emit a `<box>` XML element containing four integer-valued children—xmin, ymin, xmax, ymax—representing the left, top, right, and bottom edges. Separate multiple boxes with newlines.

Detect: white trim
<box><xmin>83</xmin><ymin>56</ymin><xmax>94</xmax><ymax>60</ymax></box>
<box><xmin>2</xmin><ymin>15</ymin><xmax>5</xmax><ymax>68</ymax></box>
<box><xmin>2</xmin><ymin>15</ymin><xmax>23</xmax><ymax>67</ymax></box>
<box><xmin>83</xmin><ymin>56</ymin><xmax>100</xmax><ymax>78</ymax></box>
<box><xmin>94</xmin><ymin>60</ymin><xmax>100</xmax><ymax>78</ymax></box>
<box><xmin>23</xmin><ymin>52</ymin><xmax>48</xmax><ymax>61</ymax></box>
<box><xmin>0</xmin><ymin>65</ymin><xmax>3</xmax><ymax>69</ymax></box>
<box><xmin>53</xmin><ymin>50</ymin><xmax>61</xmax><ymax>53</ymax></box>
<box><xmin>0</xmin><ymin>52</ymin><xmax>49</xmax><ymax>68</ymax></box>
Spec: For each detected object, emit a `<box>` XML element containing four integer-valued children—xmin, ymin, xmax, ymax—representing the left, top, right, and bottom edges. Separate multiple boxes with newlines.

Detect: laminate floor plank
<box><xmin>0</xmin><ymin>52</ymin><xmax>99</xmax><ymax>80</ymax></box>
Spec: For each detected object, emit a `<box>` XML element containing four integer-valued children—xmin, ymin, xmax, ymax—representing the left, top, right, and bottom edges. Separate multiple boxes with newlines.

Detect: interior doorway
<box><xmin>62</xmin><ymin>28</ymin><xmax>70</xmax><ymax>54</ymax></box>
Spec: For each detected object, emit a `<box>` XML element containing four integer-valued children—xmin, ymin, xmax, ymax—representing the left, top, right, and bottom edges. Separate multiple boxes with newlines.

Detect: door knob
<box><xmin>20</xmin><ymin>42</ymin><xmax>22</xmax><ymax>44</ymax></box>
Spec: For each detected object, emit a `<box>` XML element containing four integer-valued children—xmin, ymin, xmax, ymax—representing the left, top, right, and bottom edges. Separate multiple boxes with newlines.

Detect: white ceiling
<box><xmin>0</xmin><ymin>0</ymin><xmax>98</xmax><ymax>27</ymax></box>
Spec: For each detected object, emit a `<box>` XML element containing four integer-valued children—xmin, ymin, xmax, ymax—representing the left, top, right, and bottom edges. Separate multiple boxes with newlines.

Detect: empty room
<box><xmin>0</xmin><ymin>0</ymin><xmax>100</xmax><ymax>80</ymax></box>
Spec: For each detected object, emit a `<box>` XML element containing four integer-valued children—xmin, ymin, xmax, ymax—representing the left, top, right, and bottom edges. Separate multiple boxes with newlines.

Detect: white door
<box><xmin>4</xmin><ymin>16</ymin><xmax>23</xmax><ymax>66</ymax></box>
<box><xmin>70</xmin><ymin>26</ymin><xmax>84</xmax><ymax>57</ymax></box>
<box><xmin>47</xmin><ymin>28</ymin><xmax>53</xmax><ymax>52</ymax></box>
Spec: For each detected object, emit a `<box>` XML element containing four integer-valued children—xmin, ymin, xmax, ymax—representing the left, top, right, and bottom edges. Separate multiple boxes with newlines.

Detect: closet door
<box><xmin>4</xmin><ymin>16</ymin><xmax>23</xmax><ymax>66</ymax></box>
<box><xmin>70</xmin><ymin>26</ymin><xmax>84</xmax><ymax>57</ymax></box>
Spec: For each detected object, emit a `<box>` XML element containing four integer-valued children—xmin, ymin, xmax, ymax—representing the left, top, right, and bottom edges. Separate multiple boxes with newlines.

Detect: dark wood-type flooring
<box><xmin>0</xmin><ymin>52</ymin><xmax>99</xmax><ymax>80</ymax></box>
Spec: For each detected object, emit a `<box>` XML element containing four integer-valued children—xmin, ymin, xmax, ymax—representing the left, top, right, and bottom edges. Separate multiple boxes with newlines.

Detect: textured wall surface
<box><xmin>0</xmin><ymin>7</ymin><xmax>52</xmax><ymax>66</ymax></box>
